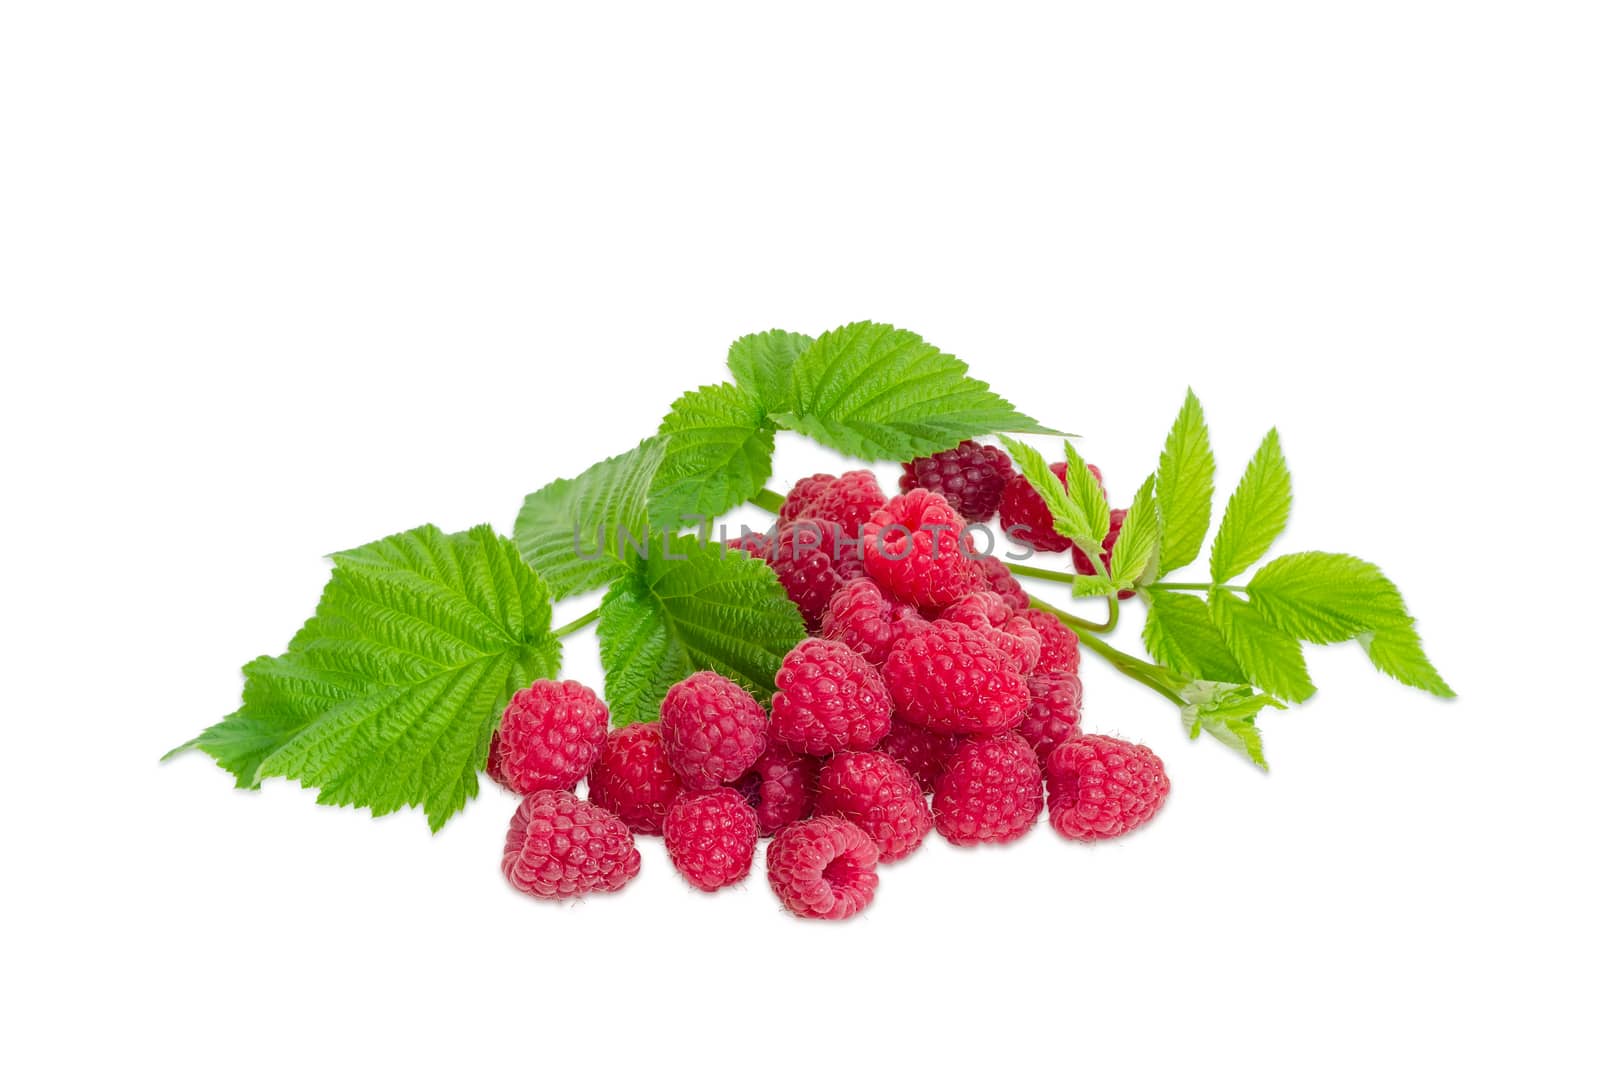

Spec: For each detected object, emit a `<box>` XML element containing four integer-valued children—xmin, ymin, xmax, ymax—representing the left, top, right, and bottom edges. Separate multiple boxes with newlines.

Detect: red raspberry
<box><xmin>770</xmin><ymin>520</ymin><xmax>846</xmax><ymax>631</ymax></box>
<box><xmin>820</xmin><ymin>578</ymin><xmax>928</xmax><ymax>666</ymax></box>
<box><xmin>1071</xmin><ymin>508</ymin><xmax>1134</xmax><ymax>598</ymax></box>
<box><xmin>486</xmin><ymin>680</ymin><xmax>609</xmax><ymax>795</ymax></box>
<box><xmin>879</xmin><ymin>719</ymin><xmax>961</xmax><ymax>795</ymax></box>
<box><xmin>976</xmin><ymin>554</ymin><xmax>1030</xmax><ymax>612</ymax></box>
<box><xmin>734</xmin><ymin>745</ymin><xmax>819</xmax><ymax>835</ymax></box>
<box><xmin>816</xmin><ymin>752</ymin><xmax>933</xmax><ymax>863</ymax></box>
<box><xmin>862</xmin><ymin>490</ymin><xmax>984</xmax><ymax>609</ymax></box>
<box><xmin>1046</xmin><ymin>734</ymin><xmax>1170</xmax><ymax>841</ymax></box>
<box><xmin>938</xmin><ymin>592</ymin><xmax>1042</xmax><ymax>674</ymax></box>
<box><xmin>1017</xmin><ymin>609</ymin><xmax>1081</xmax><ymax>675</ymax></box>
<box><xmin>882</xmin><ymin>620</ymin><xmax>1030</xmax><ymax>734</ymax></box>
<box><xmin>587</xmin><ymin>722</ymin><xmax>683</xmax><ymax>835</ymax></box>
<box><xmin>501</xmin><ymin>790</ymin><xmax>641</xmax><ymax>900</ymax></box>
<box><xmin>659</xmin><ymin>671</ymin><xmax>769</xmax><ymax>790</ymax></box>
<box><xmin>898</xmin><ymin>440</ymin><xmax>1016</xmax><ymax>523</ymax></box>
<box><xmin>770</xmin><ymin>638</ymin><xmax>892</xmax><ymax>755</ymax></box>
<box><xmin>726</xmin><ymin>529</ymin><xmax>774</xmax><ymax>561</ymax></box>
<box><xmin>933</xmin><ymin>732</ymin><xmax>1044</xmax><ymax>845</ymax></box>
<box><xmin>998</xmin><ymin>461</ymin><xmax>1105</xmax><ymax>554</ymax></box>
<box><xmin>780</xmin><ymin>470</ymin><xmax>888</xmax><ymax>536</ymax></box>
<box><xmin>663</xmin><ymin>788</ymin><xmax>760</xmax><ymax>891</ymax></box>
<box><xmin>1017</xmin><ymin>673</ymin><xmax>1082</xmax><ymax>763</ymax></box>
<box><xmin>766</xmin><ymin>816</ymin><xmax>880</xmax><ymax>921</ymax></box>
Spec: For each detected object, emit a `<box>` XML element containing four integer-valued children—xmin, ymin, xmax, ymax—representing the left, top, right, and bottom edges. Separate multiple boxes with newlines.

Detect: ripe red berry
<box><xmin>780</xmin><ymin>470</ymin><xmax>888</xmax><ymax>537</ymax></box>
<box><xmin>766</xmin><ymin>816</ymin><xmax>880</xmax><ymax>921</ymax></box>
<box><xmin>881</xmin><ymin>619</ymin><xmax>1030</xmax><ymax>734</ymax></box>
<box><xmin>1046</xmin><ymin>734</ymin><xmax>1170</xmax><ymax>841</ymax></box>
<box><xmin>1071</xmin><ymin>508</ymin><xmax>1134</xmax><ymax>598</ymax></box>
<box><xmin>938</xmin><ymin>591</ymin><xmax>1042</xmax><ymax>674</ymax></box>
<box><xmin>933</xmin><ymin>732</ymin><xmax>1045</xmax><ymax>846</ymax></box>
<box><xmin>998</xmin><ymin>461</ymin><xmax>1105</xmax><ymax>554</ymax></box>
<box><xmin>1017</xmin><ymin>609</ymin><xmax>1081</xmax><ymax>675</ymax></box>
<box><xmin>820</xmin><ymin>577</ymin><xmax>928</xmax><ymax>666</ymax></box>
<box><xmin>770</xmin><ymin>638</ymin><xmax>892</xmax><ymax>756</ymax></box>
<box><xmin>770</xmin><ymin>520</ymin><xmax>847</xmax><ymax>631</ymax></box>
<box><xmin>501</xmin><ymin>790</ymin><xmax>641</xmax><ymax>900</ymax></box>
<box><xmin>733</xmin><ymin>744</ymin><xmax>819</xmax><ymax>835</ymax></box>
<box><xmin>898</xmin><ymin>440</ymin><xmax>1016</xmax><ymax>523</ymax></box>
<box><xmin>862</xmin><ymin>489</ymin><xmax>985</xmax><ymax>609</ymax></box>
<box><xmin>587</xmin><ymin>722</ymin><xmax>683</xmax><ymax>835</ymax></box>
<box><xmin>976</xmin><ymin>554</ymin><xmax>1030</xmax><ymax>612</ymax></box>
<box><xmin>663</xmin><ymin>788</ymin><xmax>760</xmax><ymax>892</ymax></box>
<box><xmin>816</xmin><ymin>752</ymin><xmax>933</xmax><ymax>863</ymax></box>
<box><xmin>1017</xmin><ymin>672</ymin><xmax>1082</xmax><ymax>763</ymax></box>
<box><xmin>878</xmin><ymin>719</ymin><xmax>961</xmax><ymax>795</ymax></box>
<box><xmin>486</xmin><ymin>680</ymin><xmax>609</xmax><ymax>795</ymax></box>
<box><xmin>659</xmin><ymin>671</ymin><xmax>768</xmax><ymax>790</ymax></box>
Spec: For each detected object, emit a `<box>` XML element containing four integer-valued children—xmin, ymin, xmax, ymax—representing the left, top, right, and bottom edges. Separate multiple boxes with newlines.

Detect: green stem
<box><xmin>750</xmin><ymin>488</ymin><xmax>786</xmax><ymax>514</ymax></box>
<box><xmin>1006</xmin><ymin>562</ymin><xmax>1081</xmax><ymax>584</ymax></box>
<box><xmin>1027</xmin><ymin>594</ymin><xmax>1118</xmax><ymax>635</ymax></box>
<box><xmin>553</xmin><ymin>607</ymin><xmax>600</xmax><ymax>638</ymax></box>
<box><xmin>1028</xmin><ymin>596</ymin><xmax>1186</xmax><ymax>705</ymax></box>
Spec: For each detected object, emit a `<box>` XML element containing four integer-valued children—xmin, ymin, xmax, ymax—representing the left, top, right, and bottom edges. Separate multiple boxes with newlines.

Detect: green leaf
<box><xmin>1210</xmin><ymin>429</ymin><xmax>1291</xmax><ymax>583</ymax></box>
<box><xmin>726</xmin><ymin>329</ymin><xmax>813</xmax><ymax>415</ymax></box>
<box><xmin>1180</xmin><ymin>682</ymin><xmax>1284</xmax><ymax>770</ymax></box>
<box><xmin>1072</xmin><ymin>574</ymin><xmax>1118</xmax><ymax>598</ymax></box>
<box><xmin>771</xmin><ymin>321</ymin><xmax>1057</xmax><ymax>459</ymax></box>
<box><xmin>1210</xmin><ymin>589</ymin><xmax>1315</xmax><ymax>703</ymax></box>
<box><xmin>1156</xmin><ymin>389</ymin><xmax>1215</xmax><ymax>576</ymax></box>
<box><xmin>514</xmin><ymin>438</ymin><xmax>665</xmax><ymax>600</ymax></box>
<box><xmin>1143</xmin><ymin>590</ymin><xmax>1245</xmax><ymax>682</ymax></box>
<box><xmin>1110</xmin><ymin>474</ymin><xmax>1159</xmax><ymax>589</ymax></box>
<box><xmin>1063</xmin><ymin>439</ymin><xmax>1111</xmax><ymax>551</ymax></box>
<box><xmin>1361</xmin><ymin>624</ymin><xmax>1456</xmax><ymax>699</ymax></box>
<box><xmin>998</xmin><ymin>434</ymin><xmax>1092</xmax><ymax>541</ymax></box>
<box><xmin>649</xmin><ymin>383</ymin><xmax>775</xmax><ymax>530</ymax></box>
<box><xmin>180</xmin><ymin>525</ymin><xmax>561</xmax><ymax>831</ymax></box>
<box><xmin>597</xmin><ymin>537</ymin><xmax>806</xmax><ymax>726</ymax></box>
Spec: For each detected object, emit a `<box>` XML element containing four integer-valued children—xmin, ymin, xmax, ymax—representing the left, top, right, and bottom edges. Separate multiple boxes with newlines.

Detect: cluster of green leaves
<box><xmin>1011</xmin><ymin>391</ymin><xmax>1453</xmax><ymax>768</ymax></box>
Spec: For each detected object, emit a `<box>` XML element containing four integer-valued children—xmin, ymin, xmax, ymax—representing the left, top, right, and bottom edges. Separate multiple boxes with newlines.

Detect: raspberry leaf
<box><xmin>1210</xmin><ymin>588</ymin><xmax>1315</xmax><ymax>703</ymax></box>
<box><xmin>1143</xmin><ymin>589</ymin><xmax>1246</xmax><ymax>682</ymax></box>
<box><xmin>1109</xmin><ymin>474</ymin><xmax>1159</xmax><ymax>589</ymax></box>
<box><xmin>650</xmin><ymin>382</ymin><xmax>775</xmax><ymax>530</ymax></box>
<box><xmin>597</xmin><ymin>537</ymin><xmax>806</xmax><ymax>726</ymax></box>
<box><xmin>1361</xmin><ymin>624</ymin><xmax>1456</xmax><ymax>699</ymax></box>
<box><xmin>514</xmin><ymin>437</ymin><xmax>665</xmax><ymax>600</ymax></box>
<box><xmin>1072</xmin><ymin>574</ymin><xmax>1119</xmax><ymax>598</ymax></box>
<box><xmin>770</xmin><ymin>321</ymin><xmax>1058</xmax><ymax>459</ymax></box>
<box><xmin>726</xmin><ymin>329</ymin><xmax>814</xmax><ymax>416</ymax></box>
<box><xmin>998</xmin><ymin>434</ymin><xmax>1095</xmax><ymax>545</ymax></box>
<box><xmin>1180</xmin><ymin>682</ymin><xmax>1283</xmax><ymax>770</ymax></box>
<box><xmin>179</xmin><ymin>525</ymin><xmax>561</xmax><ymax>831</ymax></box>
<box><xmin>1155</xmin><ymin>389</ymin><xmax>1215</xmax><ymax>576</ymax></box>
<box><xmin>1063</xmin><ymin>439</ymin><xmax>1111</xmax><ymax>549</ymax></box>
<box><xmin>1209</xmin><ymin>429</ymin><xmax>1292</xmax><ymax>583</ymax></box>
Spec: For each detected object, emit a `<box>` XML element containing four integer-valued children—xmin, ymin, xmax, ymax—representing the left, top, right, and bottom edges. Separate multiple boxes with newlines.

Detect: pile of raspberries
<box><xmin>494</xmin><ymin>444</ymin><xmax>1169</xmax><ymax>920</ymax></box>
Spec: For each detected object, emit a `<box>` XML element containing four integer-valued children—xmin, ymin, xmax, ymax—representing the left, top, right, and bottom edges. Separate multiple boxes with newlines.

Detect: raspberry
<box><xmin>659</xmin><ymin>671</ymin><xmax>769</xmax><ymax>790</ymax></box>
<box><xmin>779</xmin><ymin>470</ymin><xmax>888</xmax><ymax>536</ymax></box>
<box><xmin>734</xmin><ymin>745</ymin><xmax>819</xmax><ymax>835</ymax></box>
<box><xmin>882</xmin><ymin>620</ymin><xmax>1029</xmax><ymax>734</ymax></box>
<box><xmin>998</xmin><ymin>461</ymin><xmax>1104</xmax><ymax>554</ymax></box>
<box><xmin>976</xmin><ymin>554</ymin><xmax>1030</xmax><ymax>612</ymax></box>
<box><xmin>726</xmin><ymin>529</ymin><xmax>774</xmax><ymax>561</ymax></box>
<box><xmin>816</xmin><ymin>752</ymin><xmax>933</xmax><ymax>863</ymax></box>
<box><xmin>938</xmin><ymin>591</ymin><xmax>1042</xmax><ymax>674</ymax></box>
<box><xmin>862</xmin><ymin>490</ymin><xmax>984</xmax><ymax>609</ymax></box>
<box><xmin>1046</xmin><ymin>734</ymin><xmax>1170</xmax><ymax>841</ymax></box>
<box><xmin>1071</xmin><ymin>508</ymin><xmax>1134</xmax><ymax>599</ymax></box>
<box><xmin>770</xmin><ymin>638</ymin><xmax>892</xmax><ymax>755</ymax></box>
<box><xmin>933</xmin><ymin>732</ymin><xmax>1045</xmax><ymax>845</ymax></box>
<box><xmin>879</xmin><ymin>719</ymin><xmax>961</xmax><ymax>795</ymax></box>
<box><xmin>1017</xmin><ymin>673</ymin><xmax>1082</xmax><ymax>763</ymax></box>
<box><xmin>766</xmin><ymin>816</ymin><xmax>880</xmax><ymax>921</ymax></box>
<box><xmin>662</xmin><ymin>788</ymin><xmax>760</xmax><ymax>891</ymax></box>
<box><xmin>486</xmin><ymin>680</ymin><xmax>609</xmax><ymax>795</ymax></box>
<box><xmin>770</xmin><ymin>521</ymin><xmax>846</xmax><ymax>631</ymax></box>
<box><xmin>587</xmin><ymin>722</ymin><xmax>684</xmax><ymax>835</ymax></box>
<box><xmin>1017</xmin><ymin>609</ymin><xmax>1081</xmax><ymax>675</ymax></box>
<box><xmin>501</xmin><ymin>790</ymin><xmax>641</xmax><ymax>900</ymax></box>
<box><xmin>898</xmin><ymin>440</ymin><xmax>1016</xmax><ymax>523</ymax></box>
<box><xmin>820</xmin><ymin>578</ymin><xmax>927</xmax><ymax>666</ymax></box>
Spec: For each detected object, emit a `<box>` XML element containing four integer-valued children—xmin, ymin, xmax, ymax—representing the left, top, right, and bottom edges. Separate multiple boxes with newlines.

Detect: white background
<box><xmin>3</xmin><ymin>3</ymin><xmax>1596</xmax><ymax>1072</ymax></box>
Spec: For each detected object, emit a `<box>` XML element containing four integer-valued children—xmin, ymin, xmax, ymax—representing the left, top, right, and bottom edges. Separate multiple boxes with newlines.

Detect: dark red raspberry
<box><xmin>899</xmin><ymin>440</ymin><xmax>1016</xmax><ymax>523</ymax></box>
<box><xmin>766</xmin><ymin>816</ymin><xmax>880</xmax><ymax>921</ymax></box>
<box><xmin>486</xmin><ymin>680</ymin><xmax>609</xmax><ymax>795</ymax></box>
<box><xmin>933</xmin><ymin>732</ymin><xmax>1044</xmax><ymax>846</ymax></box>
<box><xmin>770</xmin><ymin>520</ymin><xmax>846</xmax><ymax>631</ymax></box>
<box><xmin>1017</xmin><ymin>673</ymin><xmax>1082</xmax><ymax>763</ymax></box>
<box><xmin>502</xmin><ymin>790</ymin><xmax>641</xmax><ymax>900</ymax></box>
<box><xmin>820</xmin><ymin>578</ymin><xmax>928</xmax><ymax>666</ymax></box>
<box><xmin>938</xmin><ymin>592</ymin><xmax>1042</xmax><ymax>674</ymax></box>
<box><xmin>726</xmin><ymin>529</ymin><xmax>774</xmax><ymax>561</ymax></box>
<box><xmin>976</xmin><ymin>554</ymin><xmax>1030</xmax><ymax>612</ymax></box>
<box><xmin>1017</xmin><ymin>609</ymin><xmax>1081</xmax><ymax>675</ymax></box>
<box><xmin>879</xmin><ymin>719</ymin><xmax>961</xmax><ymax>795</ymax></box>
<box><xmin>862</xmin><ymin>490</ymin><xmax>984</xmax><ymax>609</ymax></box>
<box><xmin>771</xmin><ymin>638</ymin><xmax>892</xmax><ymax>755</ymax></box>
<box><xmin>1046</xmin><ymin>734</ymin><xmax>1170</xmax><ymax>841</ymax></box>
<box><xmin>734</xmin><ymin>745</ymin><xmax>819</xmax><ymax>835</ymax></box>
<box><xmin>998</xmin><ymin>461</ymin><xmax>1105</xmax><ymax>553</ymax></box>
<box><xmin>816</xmin><ymin>752</ymin><xmax>933</xmax><ymax>863</ymax></box>
<box><xmin>587</xmin><ymin>722</ymin><xmax>683</xmax><ymax>835</ymax></box>
<box><xmin>663</xmin><ymin>788</ymin><xmax>760</xmax><ymax>891</ymax></box>
<box><xmin>882</xmin><ymin>620</ymin><xmax>1030</xmax><ymax>734</ymax></box>
<box><xmin>1071</xmin><ymin>508</ymin><xmax>1134</xmax><ymax>598</ymax></box>
<box><xmin>659</xmin><ymin>671</ymin><xmax>768</xmax><ymax>790</ymax></box>
<box><xmin>780</xmin><ymin>470</ymin><xmax>888</xmax><ymax>536</ymax></box>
